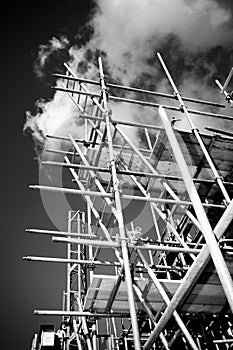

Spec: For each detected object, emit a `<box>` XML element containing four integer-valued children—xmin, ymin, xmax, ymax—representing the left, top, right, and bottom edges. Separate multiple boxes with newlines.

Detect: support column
<box><xmin>98</xmin><ymin>56</ymin><xmax>141</xmax><ymax>350</ymax></box>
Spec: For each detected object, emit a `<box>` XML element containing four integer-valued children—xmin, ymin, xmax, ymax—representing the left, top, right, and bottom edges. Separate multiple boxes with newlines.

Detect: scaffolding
<box><xmin>25</xmin><ymin>53</ymin><xmax>233</xmax><ymax>350</ymax></box>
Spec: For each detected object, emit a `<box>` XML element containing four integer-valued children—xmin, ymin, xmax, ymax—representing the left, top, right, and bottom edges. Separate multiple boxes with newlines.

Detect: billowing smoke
<box><xmin>24</xmin><ymin>0</ymin><xmax>233</xmax><ymax>159</ymax></box>
<box><xmin>24</xmin><ymin>92</ymin><xmax>86</xmax><ymax>161</ymax></box>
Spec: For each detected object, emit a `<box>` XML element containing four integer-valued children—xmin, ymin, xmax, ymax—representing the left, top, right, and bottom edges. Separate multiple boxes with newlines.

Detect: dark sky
<box><xmin>2</xmin><ymin>1</ymin><xmax>233</xmax><ymax>349</ymax></box>
<box><xmin>1</xmin><ymin>1</ymin><xmax>94</xmax><ymax>349</ymax></box>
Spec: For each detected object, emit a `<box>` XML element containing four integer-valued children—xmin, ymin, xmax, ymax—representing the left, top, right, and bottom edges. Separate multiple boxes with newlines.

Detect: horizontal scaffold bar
<box><xmin>52</xmin><ymin>85</ymin><xmax>233</xmax><ymax>121</ymax></box>
<box><xmin>29</xmin><ymin>184</ymin><xmax>226</xmax><ymax>208</ymax></box>
<box><xmin>46</xmin><ymin>134</ymin><xmax>100</xmax><ymax>145</ymax></box>
<box><xmin>52</xmin><ymin>86</ymin><xmax>100</xmax><ymax>98</ymax></box>
<box><xmin>23</xmin><ymin>256</ymin><xmax>122</xmax><ymax>265</ymax></box>
<box><xmin>26</xmin><ymin>229</ymin><xmax>203</xmax><ymax>247</ymax></box>
<box><xmin>51</xmin><ymin>236</ymin><xmax>201</xmax><ymax>254</ymax></box>
<box><xmin>52</xmin><ymin>236</ymin><xmax>119</xmax><ymax>247</ymax></box>
<box><xmin>79</xmin><ymin>113</ymin><xmax>164</xmax><ymax>131</ymax></box>
<box><xmin>46</xmin><ymin>149</ymin><xmax>79</xmax><ymax>156</ymax></box>
<box><xmin>26</xmin><ymin>228</ymin><xmax>95</xmax><ymax>237</ymax></box>
<box><xmin>213</xmin><ymin>339</ymin><xmax>233</xmax><ymax>344</ymax></box>
<box><xmin>45</xmin><ymin>134</ymin><xmax>151</xmax><ymax>154</ymax></box>
<box><xmin>137</xmin><ymin>245</ymin><xmax>201</xmax><ymax>254</ymax></box>
<box><xmin>22</xmin><ymin>256</ymin><xmax>189</xmax><ymax>270</ymax></box>
<box><xmin>205</xmin><ymin>126</ymin><xmax>233</xmax><ymax>138</ymax></box>
<box><xmin>52</xmin><ymin>73</ymin><xmax>225</xmax><ymax>108</ymax></box>
<box><xmin>29</xmin><ymin>185</ymin><xmax>112</xmax><ymax>198</ymax></box>
<box><xmin>34</xmin><ymin>310</ymin><xmax>131</xmax><ymax>317</ymax></box>
<box><xmin>42</xmin><ymin>160</ymin><xmax>233</xmax><ymax>186</ymax></box>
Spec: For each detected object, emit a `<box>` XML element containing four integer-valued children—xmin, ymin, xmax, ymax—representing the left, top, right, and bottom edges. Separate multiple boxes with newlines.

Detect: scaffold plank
<box><xmin>84</xmin><ymin>275</ymin><xmax>228</xmax><ymax>314</ymax></box>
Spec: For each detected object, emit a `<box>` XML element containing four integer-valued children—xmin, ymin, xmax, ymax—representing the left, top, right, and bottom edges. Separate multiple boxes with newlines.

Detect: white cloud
<box><xmin>90</xmin><ymin>0</ymin><xmax>232</xmax><ymax>82</ymax></box>
<box><xmin>25</xmin><ymin>0</ymin><xmax>233</xmax><ymax>158</ymax></box>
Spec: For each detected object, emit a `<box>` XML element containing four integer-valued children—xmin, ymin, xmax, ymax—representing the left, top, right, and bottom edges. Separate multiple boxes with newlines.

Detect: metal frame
<box><xmin>27</xmin><ymin>53</ymin><xmax>233</xmax><ymax>350</ymax></box>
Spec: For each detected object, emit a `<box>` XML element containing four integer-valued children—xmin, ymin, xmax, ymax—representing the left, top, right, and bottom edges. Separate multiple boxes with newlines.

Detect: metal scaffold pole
<box><xmin>98</xmin><ymin>56</ymin><xmax>142</xmax><ymax>350</ymax></box>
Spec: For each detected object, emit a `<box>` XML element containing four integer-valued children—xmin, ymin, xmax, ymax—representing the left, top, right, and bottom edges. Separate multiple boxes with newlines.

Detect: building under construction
<box><xmin>25</xmin><ymin>53</ymin><xmax>233</xmax><ymax>350</ymax></box>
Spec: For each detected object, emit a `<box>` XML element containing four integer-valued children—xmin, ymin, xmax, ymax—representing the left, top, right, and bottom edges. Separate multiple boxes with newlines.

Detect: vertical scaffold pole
<box><xmin>66</xmin><ymin>211</ymin><xmax>72</xmax><ymax>350</ymax></box>
<box><xmin>67</xmin><ymin>211</ymin><xmax>72</xmax><ymax>313</ymax></box>
<box><xmin>158</xmin><ymin>106</ymin><xmax>233</xmax><ymax>309</ymax></box>
<box><xmin>92</xmin><ymin>322</ymin><xmax>98</xmax><ymax>350</ymax></box>
<box><xmin>98</xmin><ymin>56</ymin><xmax>142</xmax><ymax>350</ymax></box>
